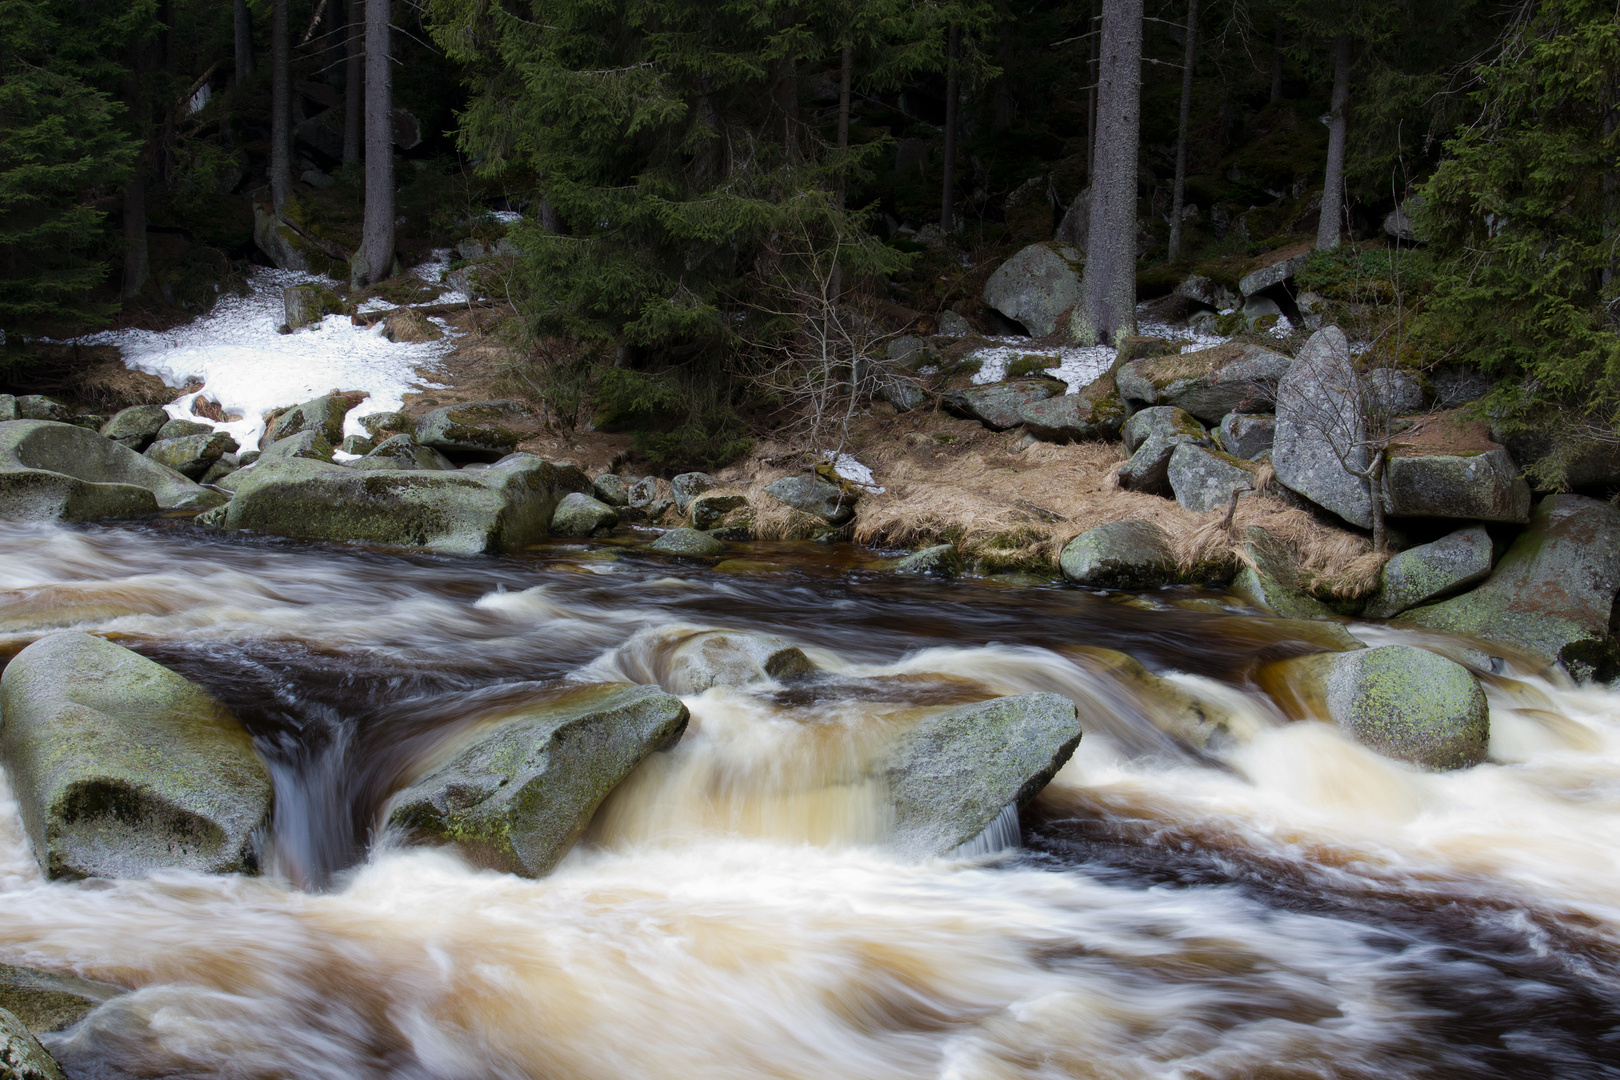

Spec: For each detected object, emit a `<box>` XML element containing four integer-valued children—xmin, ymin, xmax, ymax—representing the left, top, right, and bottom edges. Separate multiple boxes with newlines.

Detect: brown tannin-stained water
<box><xmin>1</xmin><ymin>519</ymin><xmax>1618</xmax><ymax>1079</ymax></box>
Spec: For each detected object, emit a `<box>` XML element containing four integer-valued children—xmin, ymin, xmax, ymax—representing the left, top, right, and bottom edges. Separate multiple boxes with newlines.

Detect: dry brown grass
<box><xmin>384</xmin><ymin>308</ymin><xmax>444</xmax><ymax>344</ymax></box>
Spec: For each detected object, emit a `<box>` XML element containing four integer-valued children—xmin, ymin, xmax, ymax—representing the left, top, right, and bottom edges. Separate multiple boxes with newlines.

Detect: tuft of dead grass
<box><xmin>384</xmin><ymin>308</ymin><xmax>444</xmax><ymax>344</ymax></box>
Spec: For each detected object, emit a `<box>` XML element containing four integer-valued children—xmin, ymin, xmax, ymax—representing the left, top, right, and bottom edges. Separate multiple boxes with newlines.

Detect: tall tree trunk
<box><xmin>836</xmin><ymin>43</ymin><xmax>852</xmax><ymax>209</ymax></box>
<box><xmin>1270</xmin><ymin>16</ymin><xmax>1284</xmax><ymax>103</ymax></box>
<box><xmin>1087</xmin><ymin>0</ymin><xmax>1099</xmax><ymax>180</ymax></box>
<box><xmin>1076</xmin><ymin>0</ymin><xmax>1142</xmax><ymax>346</ymax></box>
<box><xmin>773</xmin><ymin>61</ymin><xmax>798</xmax><ymax>162</ymax></box>
<box><xmin>1167</xmin><ymin>0</ymin><xmax>1198</xmax><ymax>262</ymax></box>
<box><xmin>343</xmin><ymin>0</ymin><xmax>363</xmax><ymax>163</ymax></box>
<box><xmin>357</xmin><ymin>0</ymin><xmax>395</xmax><ymax>288</ymax></box>
<box><xmin>121</xmin><ymin>161</ymin><xmax>149</xmax><ymax>300</ymax></box>
<box><xmin>940</xmin><ymin>22</ymin><xmax>960</xmax><ymax>234</ymax></box>
<box><xmin>270</xmin><ymin>0</ymin><xmax>291</xmax><ymax>210</ymax></box>
<box><xmin>1316</xmin><ymin>34</ymin><xmax>1351</xmax><ymax>251</ymax></box>
<box><xmin>234</xmin><ymin>0</ymin><xmax>254</xmax><ymax>81</ymax></box>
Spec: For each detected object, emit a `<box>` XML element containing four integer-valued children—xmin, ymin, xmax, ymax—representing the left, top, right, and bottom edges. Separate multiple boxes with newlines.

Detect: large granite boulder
<box><xmin>1260</xmin><ymin>645</ymin><xmax>1489</xmax><ymax>770</ymax></box>
<box><xmin>550</xmin><ymin>491</ymin><xmax>619</xmax><ymax>537</ymax></box>
<box><xmin>99</xmin><ymin>405</ymin><xmax>170</xmax><ymax>451</ymax></box>
<box><xmin>1273</xmin><ymin>326</ymin><xmax>1373</xmax><ymax>528</ymax></box>
<box><xmin>1238</xmin><ymin>249</ymin><xmax>1311</xmax><ymax>297</ymax></box>
<box><xmin>221</xmin><ymin>453</ymin><xmax>592</xmax><ymax>554</ymax></box>
<box><xmin>387</xmin><ymin>683</ymin><xmax>688</xmax><ymax>877</ymax></box>
<box><xmin>414</xmin><ymin>400</ymin><xmax>529</xmax><ymax>460</ymax></box>
<box><xmin>0</xmin><ymin>1007</ymin><xmax>64</xmax><ymax>1080</ymax></box>
<box><xmin>1060</xmin><ymin>521</ymin><xmax>1177</xmax><ymax>588</ymax></box>
<box><xmin>0</xmin><ymin>965</ymin><xmax>117</xmax><ymax>1036</ymax></box>
<box><xmin>1017</xmin><ymin>376</ymin><xmax>1128</xmax><ymax>443</ymax></box>
<box><xmin>885</xmin><ymin>693</ymin><xmax>1082</xmax><ymax>857</ymax></box>
<box><xmin>980</xmin><ymin>243</ymin><xmax>1083</xmax><ymax>336</ymax></box>
<box><xmin>943</xmin><ymin>380</ymin><xmax>1065</xmax><ymax>431</ymax></box>
<box><xmin>1396</xmin><ymin>495</ymin><xmax>1620</xmax><ymax>671</ymax></box>
<box><xmin>1383</xmin><ymin>445</ymin><xmax>1532</xmax><ymax>523</ymax></box>
<box><xmin>350</xmin><ymin>434</ymin><xmax>456</xmax><ymax>472</ymax></box>
<box><xmin>1118</xmin><ymin>406</ymin><xmax>1210</xmax><ymax>496</ymax></box>
<box><xmin>764</xmin><ymin>475</ymin><xmax>855</xmax><ymax>524</ymax></box>
<box><xmin>0</xmin><ymin>633</ymin><xmax>272</xmax><ymax>879</ymax></box>
<box><xmin>1167</xmin><ymin>443</ymin><xmax>1259</xmax><ymax>513</ymax></box>
<box><xmin>1363</xmin><ymin>525</ymin><xmax>1493</xmax><ymax>619</ymax></box>
<box><xmin>0</xmin><ymin>420</ymin><xmax>224</xmax><ymax>521</ymax></box>
<box><xmin>264</xmin><ymin>393</ymin><xmax>357</xmax><ymax>447</ymax></box>
<box><xmin>670</xmin><ymin>472</ymin><xmax>719</xmax><ymax>514</ymax></box>
<box><xmin>1115</xmin><ymin>342</ymin><xmax>1291</xmax><ymax>423</ymax></box>
<box><xmin>144</xmin><ymin>431</ymin><xmax>238</xmax><ymax>481</ymax></box>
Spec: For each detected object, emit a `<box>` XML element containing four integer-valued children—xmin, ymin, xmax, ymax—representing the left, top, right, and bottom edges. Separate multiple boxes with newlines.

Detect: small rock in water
<box><xmin>662</xmin><ymin>630</ymin><xmax>815</xmax><ymax>694</ymax></box>
<box><xmin>648</xmin><ymin>527</ymin><xmax>725</xmax><ymax>556</ymax></box>
<box><xmin>627</xmin><ymin>476</ymin><xmax>660</xmax><ymax>509</ymax></box>
<box><xmin>1364</xmin><ymin>525</ymin><xmax>1493</xmax><ymax>619</ymax></box>
<box><xmin>690</xmin><ymin>491</ymin><xmax>748</xmax><ymax>530</ymax></box>
<box><xmin>895</xmin><ymin>544</ymin><xmax>962</xmax><ymax>577</ymax></box>
<box><xmin>551</xmin><ymin>491</ymin><xmax>619</xmax><ymax>537</ymax></box>
<box><xmin>1059</xmin><ymin>521</ymin><xmax>1177</xmax><ymax>589</ymax></box>
<box><xmin>764</xmin><ymin>475</ymin><xmax>855</xmax><ymax>524</ymax></box>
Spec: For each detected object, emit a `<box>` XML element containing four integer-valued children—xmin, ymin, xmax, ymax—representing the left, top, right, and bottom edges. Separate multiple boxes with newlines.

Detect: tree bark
<box><xmin>940</xmin><ymin>22</ymin><xmax>960</xmax><ymax>234</ymax></box>
<box><xmin>836</xmin><ymin>43</ymin><xmax>852</xmax><ymax>209</ymax></box>
<box><xmin>773</xmin><ymin>61</ymin><xmax>798</xmax><ymax>162</ymax></box>
<box><xmin>234</xmin><ymin>0</ymin><xmax>254</xmax><ymax>81</ymax></box>
<box><xmin>1087</xmin><ymin>0</ymin><xmax>1099</xmax><ymax>181</ymax></box>
<box><xmin>270</xmin><ymin>0</ymin><xmax>292</xmax><ymax>210</ymax></box>
<box><xmin>1316</xmin><ymin>34</ymin><xmax>1351</xmax><ymax>251</ymax></box>
<box><xmin>121</xmin><ymin>161</ymin><xmax>149</xmax><ymax>300</ymax></box>
<box><xmin>1270</xmin><ymin>16</ymin><xmax>1284</xmax><ymax>103</ymax></box>
<box><xmin>1076</xmin><ymin>0</ymin><xmax>1142</xmax><ymax>346</ymax></box>
<box><xmin>357</xmin><ymin>0</ymin><xmax>395</xmax><ymax>288</ymax></box>
<box><xmin>343</xmin><ymin>0</ymin><xmax>363</xmax><ymax>164</ymax></box>
<box><xmin>1167</xmin><ymin>0</ymin><xmax>1198</xmax><ymax>262</ymax></box>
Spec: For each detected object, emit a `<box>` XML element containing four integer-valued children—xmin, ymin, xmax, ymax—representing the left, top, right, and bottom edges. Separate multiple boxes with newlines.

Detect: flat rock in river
<box><xmin>884</xmin><ymin>692</ymin><xmax>1082</xmax><ymax>857</ymax></box>
<box><xmin>387</xmin><ymin>683</ymin><xmax>689</xmax><ymax>878</ymax></box>
<box><xmin>0</xmin><ymin>965</ymin><xmax>119</xmax><ymax>1035</ymax></box>
<box><xmin>0</xmin><ymin>632</ymin><xmax>272</xmax><ymax>880</ymax></box>
<box><xmin>0</xmin><ymin>420</ymin><xmax>224</xmax><ymax>521</ymax></box>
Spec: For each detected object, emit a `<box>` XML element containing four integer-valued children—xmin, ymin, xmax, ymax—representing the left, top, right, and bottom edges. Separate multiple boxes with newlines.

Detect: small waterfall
<box><xmin>947</xmin><ymin>801</ymin><xmax>1021</xmax><ymax>858</ymax></box>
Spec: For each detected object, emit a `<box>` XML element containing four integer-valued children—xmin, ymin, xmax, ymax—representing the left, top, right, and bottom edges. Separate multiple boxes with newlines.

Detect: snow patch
<box><xmin>822</xmin><ymin>453</ymin><xmax>884</xmax><ymax>494</ymax></box>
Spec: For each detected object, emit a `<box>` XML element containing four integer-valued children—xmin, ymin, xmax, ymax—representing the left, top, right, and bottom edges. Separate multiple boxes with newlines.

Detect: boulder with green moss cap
<box><xmin>1364</xmin><ymin>525</ymin><xmax>1493</xmax><ymax>619</ymax></box>
<box><xmin>1060</xmin><ymin>521</ymin><xmax>1177</xmax><ymax>588</ymax></box>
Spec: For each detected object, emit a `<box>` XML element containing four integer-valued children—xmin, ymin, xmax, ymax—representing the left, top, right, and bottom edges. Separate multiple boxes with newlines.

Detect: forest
<box><xmin>1</xmin><ymin>0</ymin><xmax>1616</xmax><ymax>481</ymax></box>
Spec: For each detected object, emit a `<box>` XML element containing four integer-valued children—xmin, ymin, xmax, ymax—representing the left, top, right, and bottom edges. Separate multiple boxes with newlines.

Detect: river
<box><xmin>0</xmin><ymin>518</ymin><xmax>1616</xmax><ymax>1079</ymax></box>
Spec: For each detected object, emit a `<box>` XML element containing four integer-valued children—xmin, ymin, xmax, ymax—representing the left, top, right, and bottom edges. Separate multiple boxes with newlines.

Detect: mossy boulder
<box><xmin>13</xmin><ymin>397</ymin><xmax>70</xmax><ymax>423</ymax></box>
<box><xmin>0</xmin><ymin>966</ymin><xmax>118</xmax><ymax>1035</ymax></box>
<box><xmin>943</xmin><ymin>380</ymin><xmax>1065</xmax><ymax>431</ymax></box>
<box><xmin>1122</xmin><ymin>405</ymin><xmax>1209</xmax><ymax>453</ymax></box>
<box><xmin>99</xmin><ymin>405</ymin><xmax>170</xmax><ymax>451</ymax></box>
<box><xmin>155</xmin><ymin>418</ymin><xmax>212</xmax><ymax>440</ymax></box>
<box><xmin>1273</xmin><ymin>326</ymin><xmax>1373</xmax><ymax>529</ymax></box>
<box><xmin>690</xmin><ymin>491</ymin><xmax>748</xmax><ymax>530</ymax></box>
<box><xmin>1017</xmin><ymin>376</ymin><xmax>1127</xmax><ymax>443</ymax></box>
<box><xmin>895</xmin><ymin>544</ymin><xmax>962</xmax><ymax>577</ymax></box>
<box><xmin>885</xmin><ymin>692</ymin><xmax>1081</xmax><ymax>857</ymax></box>
<box><xmin>282</xmin><ymin>284</ymin><xmax>345</xmax><ymax>331</ymax></box>
<box><xmin>660</xmin><ymin>630</ymin><xmax>815</xmax><ymax>694</ymax></box>
<box><xmin>0</xmin><ymin>1007</ymin><xmax>65</xmax><ymax>1080</ymax></box>
<box><xmin>670</xmin><ymin>472</ymin><xmax>719</xmax><ymax>514</ymax></box>
<box><xmin>1060</xmin><ymin>521</ymin><xmax>1177</xmax><ymax>588</ymax></box>
<box><xmin>264</xmin><ymin>393</ymin><xmax>357</xmax><ymax>447</ymax></box>
<box><xmin>550</xmin><ymin>491</ymin><xmax>619</xmax><ymax>537</ymax></box>
<box><xmin>414</xmin><ymin>400</ymin><xmax>528</xmax><ymax>461</ymax></box>
<box><xmin>0</xmin><ymin>420</ymin><xmax>224</xmax><ymax>521</ymax></box>
<box><xmin>764</xmin><ymin>475</ymin><xmax>855</xmax><ymax>524</ymax></box>
<box><xmin>221</xmin><ymin>453</ymin><xmax>591</xmax><ymax>554</ymax></box>
<box><xmin>350</xmin><ymin>433</ymin><xmax>455</xmax><ymax>472</ymax></box>
<box><xmin>358</xmin><ymin>411</ymin><xmax>409</xmax><ymax>439</ymax></box>
<box><xmin>144</xmin><ymin>431</ymin><xmax>238</xmax><ymax>480</ymax></box>
<box><xmin>387</xmin><ymin>683</ymin><xmax>689</xmax><ymax>877</ymax></box>
<box><xmin>1260</xmin><ymin>645</ymin><xmax>1489</xmax><ymax>770</ymax></box>
<box><xmin>1382</xmin><ymin>446</ymin><xmax>1532</xmax><ymax>523</ymax></box>
<box><xmin>1396</xmin><ymin>494</ymin><xmax>1620</xmax><ymax>670</ymax></box>
<box><xmin>1118</xmin><ymin>407</ymin><xmax>1211</xmax><ymax>496</ymax></box>
<box><xmin>1115</xmin><ymin>342</ymin><xmax>1291</xmax><ymax>423</ymax></box>
<box><xmin>980</xmin><ymin>242</ymin><xmax>1084</xmax><ymax>336</ymax></box>
<box><xmin>1364</xmin><ymin>525</ymin><xmax>1493</xmax><ymax>619</ymax></box>
<box><xmin>592</xmin><ymin>474</ymin><xmax>631</xmax><ymax>507</ymax></box>
<box><xmin>0</xmin><ymin>395</ymin><xmax>15</xmax><ymax>422</ymax></box>
<box><xmin>647</xmin><ymin>527</ymin><xmax>725</xmax><ymax>556</ymax></box>
<box><xmin>1168</xmin><ymin>443</ymin><xmax>1259</xmax><ymax>514</ymax></box>
<box><xmin>257</xmin><ymin>430</ymin><xmax>334</xmax><ymax>463</ymax></box>
<box><xmin>339</xmin><ymin>434</ymin><xmax>375</xmax><ymax>455</ymax></box>
<box><xmin>0</xmin><ymin>633</ymin><xmax>272</xmax><ymax>879</ymax></box>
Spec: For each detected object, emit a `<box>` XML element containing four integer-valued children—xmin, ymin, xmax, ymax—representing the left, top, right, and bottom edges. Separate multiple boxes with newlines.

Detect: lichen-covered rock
<box><xmin>0</xmin><ymin>420</ymin><xmax>223</xmax><ymax>521</ymax></box>
<box><xmin>1397</xmin><ymin>495</ymin><xmax>1620</xmax><ymax>670</ymax></box>
<box><xmin>875</xmin><ymin>376</ymin><xmax>928</xmax><ymax>413</ymax></box>
<box><xmin>265</xmin><ymin>393</ymin><xmax>357</xmax><ymax>447</ymax></box>
<box><xmin>1115</xmin><ymin>343</ymin><xmax>1291</xmax><ymax>423</ymax></box>
<box><xmin>1064</xmin><ymin>647</ymin><xmax>1250</xmax><ymax>751</ymax></box>
<box><xmin>1168</xmin><ymin>443</ymin><xmax>1259</xmax><ymax>513</ymax></box>
<box><xmin>0</xmin><ymin>633</ymin><xmax>272</xmax><ymax>879</ymax></box>
<box><xmin>1231</xmin><ymin>526</ymin><xmax>1334</xmax><ymax>619</ymax></box>
<box><xmin>282</xmin><ymin>284</ymin><xmax>344</xmax><ymax>331</ymax></box>
<box><xmin>252</xmin><ymin>203</ymin><xmax>311</xmax><ymax>271</ymax></box>
<box><xmin>99</xmin><ymin>405</ymin><xmax>170</xmax><ymax>451</ymax></box>
<box><xmin>257</xmin><ymin>429</ymin><xmax>334</xmax><ymax>463</ymax></box>
<box><xmin>1217</xmin><ymin>413</ymin><xmax>1276</xmax><ymax>459</ymax></box>
<box><xmin>592</xmin><ymin>474</ymin><xmax>630</xmax><ymax>507</ymax></box>
<box><xmin>885</xmin><ymin>693</ymin><xmax>1082</xmax><ymax>857</ymax></box>
<box><xmin>350</xmin><ymin>434</ymin><xmax>455</xmax><ymax>472</ymax></box>
<box><xmin>670</xmin><ymin>472</ymin><xmax>719</xmax><ymax>514</ymax></box>
<box><xmin>1018</xmin><ymin>376</ymin><xmax>1127</xmax><ymax>442</ymax></box>
<box><xmin>660</xmin><ymin>630</ymin><xmax>815</xmax><ymax>694</ymax></box>
<box><xmin>1121</xmin><ymin>405</ymin><xmax>1208</xmax><ymax>453</ymax></box>
<box><xmin>1364</xmin><ymin>525</ymin><xmax>1493</xmax><ymax>619</ymax></box>
<box><xmin>1238</xmin><ymin>250</ymin><xmax>1311</xmax><ymax>297</ymax></box>
<box><xmin>1059</xmin><ymin>521</ymin><xmax>1177</xmax><ymax>588</ymax></box>
<box><xmin>0</xmin><ymin>1006</ymin><xmax>65</xmax><ymax>1080</ymax></box>
<box><xmin>764</xmin><ymin>475</ymin><xmax>855</xmax><ymax>524</ymax></box>
<box><xmin>628</xmin><ymin>476</ymin><xmax>661</xmax><ymax>509</ymax></box>
<box><xmin>144</xmin><ymin>431</ymin><xmax>239</xmax><ymax>480</ymax></box>
<box><xmin>414</xmin><ymin>400</ymin><xmax>528</xmax><ymax>460</ymax></box>
<box><xmin>1273</xmin><ymin>326</ymin><xmax>1373</xmax><ymax>528</ymax></box>
<box><xmin>358</xmin><ymin>411</ymin><xmax>409</xmax><ymax>439</ymax></box>
<box><xmin>387</xmin><ymin>684</ymin><xmax>689</xmax><ymax>878</ymax></box>
<box><xmin>0</xmin><ymin>965</ymin><xmax>118</xmax><ymax>1035</ymax></box>
<box><xmin>690</xmin><ymin>491</ymin><xmax>747</xmax><ymax>530</ymax></box>
<box><xmin>1382</xmin><ymin>446</ymin><xmax>1531</xmax><ymax>523</ymax></box>
<box><xmin>1363</xmin><ymin>369</ymin><xmax>1426</xmax><ymax>415</ymax></box>
<box><xmin>339</xmin><ymin>434</ymin><xmax>374</xmax><ymax>455</ymax></box>
<box><xmin>895</xmin><ymin>544</ymin><xmax>962</xmax><ymax>577</ymax></box>
<box><xmin>648</xmin><ymin>527</ymin><xmax>725</xmax><ymax>556</ymax></box>
<box><xmin>0</xmin><ymin>396</ymin><xmax>16</xmax><ymax>422</ymax></box>
<box><xmin>1117</xmin><ymin>408</ymin><xmax>1212</xmax><ymax>496</ymax></box>
<box><xmin>980</xmin><ymin>243</ymin><xmax>1083</xmax><ymax>336</ymax></box>
<box><xmin>13</xmin><ymin>397</ymin><xmax>70</xmax><ymax>423</ymax></box>
<box><xmin>222</xmin><ymin>453</ymin><xmax>590</xmax><ymax>554</ymax></box>
<box><xmin>938</xmin><ymin>310</ymin><xmax>972</xmax><ymax>336</ymax></box>
<box><xmin>943</xmin><ymin>380</ymin><xmax>1065</xmax><ymax>431</ymax></box>
<box><xmin>551</xmin><ymin>491</ymin><xmax>619</xmax><ymax>537</ymax></box>
<box><xmin>1260</xmin><ymin>645</ymin><xmax>1489</xmax><ymax>770</ymax></box>
<box><xmin>156</xmin><ymin>418</ymin><xmax>213</xmax><ymax>441</ymax></box>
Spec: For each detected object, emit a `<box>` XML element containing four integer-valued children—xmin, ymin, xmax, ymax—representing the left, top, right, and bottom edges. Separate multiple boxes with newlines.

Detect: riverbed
<box><xmin>1</xmin><ymin>518</ymin><xmax>1617</xmax><ymax>1079</ymax></box>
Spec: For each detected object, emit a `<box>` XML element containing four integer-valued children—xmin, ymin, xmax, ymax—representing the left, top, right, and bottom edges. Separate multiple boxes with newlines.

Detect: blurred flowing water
<box><xmin>0</xmin><ymin>518</ymin><xmax>1617</xmax><ymax>1079</ymax></box>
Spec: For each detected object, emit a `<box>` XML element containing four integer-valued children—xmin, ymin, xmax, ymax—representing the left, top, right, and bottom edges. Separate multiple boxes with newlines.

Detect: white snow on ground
<box><xmin>966</xmin><ymin>306</ymin><xmax>1292</xmax><ymax>392</ymax></box>
<box><xmin>822</xmin><ymin>453</ymin><xmax>885</xmax><ymax>494</ymax></box>
<box><xmin>76</xmin><ymin>266</ymin><xmax>456</xmax><ymax>450</ymax></box>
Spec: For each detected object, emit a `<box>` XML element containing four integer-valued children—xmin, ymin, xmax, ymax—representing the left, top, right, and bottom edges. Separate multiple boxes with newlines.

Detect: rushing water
<box><xmin>0</xmin><ymin>518</ymin><xmax>1618</xmax><ymax>1079</ymax></box>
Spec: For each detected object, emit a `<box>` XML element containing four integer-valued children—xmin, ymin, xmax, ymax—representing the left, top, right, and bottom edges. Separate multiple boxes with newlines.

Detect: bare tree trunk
<box><xmin>773</xmin><ymin>61</ymin><xmax>798</xmax><ymax>162</ymax></box>
<box><xmin>538</xmin><ymin>197</ymin><xmax>561</xmax><ymax>234</ymax></box>
<box><xmin>1076</xmin><ymin>0</ymin><xmax>1142</xmax><ymax>346</ymax></box>
<box><xmin>234</xmin><ymin>0</ymin><xmax>254</xmax><ymax>81</ymax></box>
<box><xmin>940</xmin><ymin>22</ymin><xmax>960</xmax><ymax>234</ymax></box>
<box><xmin>1087</xmin><ymin>0</ymin><xmax>1099</xmax><ymax>181</ymax></box>
<box><xmin>1368</xmin><ymin>452</ymin><xmax>1387</xmax><ymax>551</ymax></box>
<box><xmin>1316</xmin><ymin>34</ymin><xmax>1351</xmax><ymax>251</ymax></box>
<box><xmin>343</xmin><ymin>0</ymin><xmax>363</xmax><ymax>164</ymax></box>
<box><xmin>1270</xmin><ymin>16</ymin><xmax>1284</xmax><ymax>103</ymax></box>
<box><xmin>270</xmin><ymin>0</ymin><xmax>291</xmax><ymax>210</ymax></box>
<box><xmin>1167</xmin><ymin>0</ymin><xmax>1198</xmax><ymax>262</ymax></box>
<box><xmin>356</xmin><ymin>0</ymin><xmax>395</xmax><ymax>288</ymax></box>
<box><xmin>121</xmin><ymin>161</ymin><xmax>149</xmax><ymax>300</ymax></box>
<box><xmin>836</xmin><ymin>43</ymin><xmax>852</xmax><ymax>209</ymax></box>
